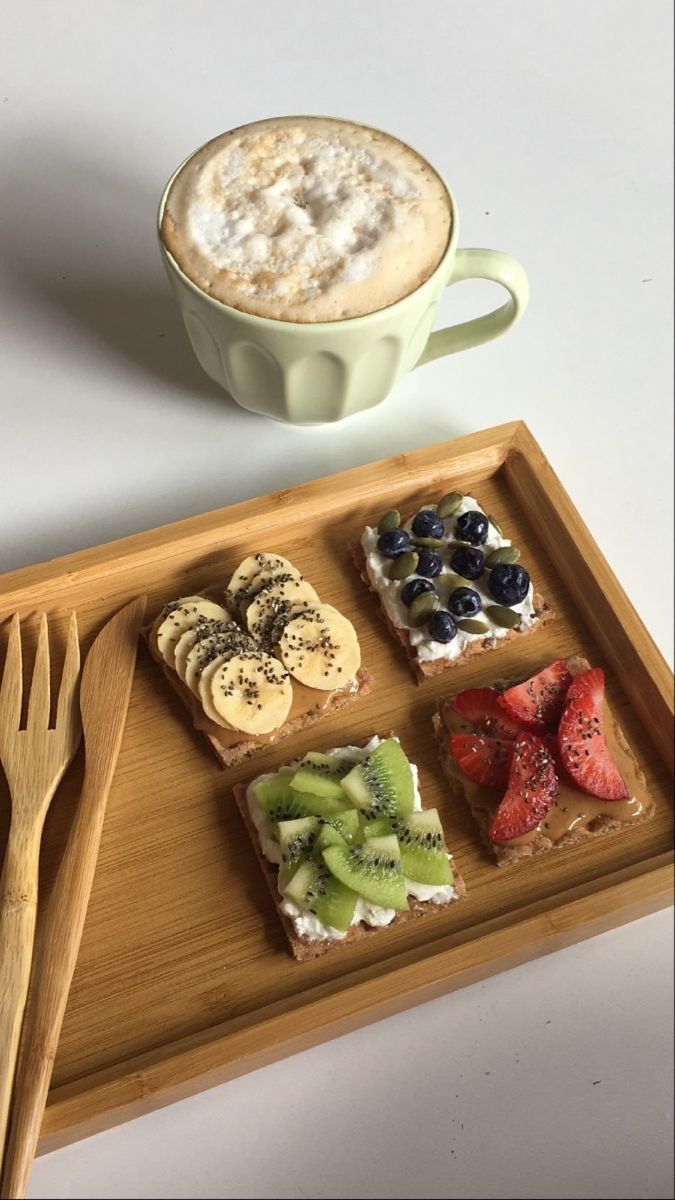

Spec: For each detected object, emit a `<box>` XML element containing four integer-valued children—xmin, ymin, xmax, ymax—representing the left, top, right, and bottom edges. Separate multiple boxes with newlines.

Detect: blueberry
<box><xmin>448</xmin><ymin>587</ymin><xmax>483</xmax><ymax>618</ymax></box>
<box><xmin>400</xmin><ymin>578</ymin><xmax>436</xmax><ymax>607</ymax></box>
<box><xmin>488</xmin><ymin>563</ymin><xmax>530</xmax><ymax>606</ymax></box>
<box><xmin>411</xmin><ymin>509</ymin><xmax>444</xmax><ymax>539</ymax></box>
<box><xmin>456</xmin><ymin>510</ymin><xmax>489</xmax><ymax>545</ymax></box>
<box><xmin>427</xmin><ymin>610</ymin><xmax>458</xmax><ymax>643</ymax></box>
<box><xmin>416</xmin><ymin>548</ymin><xmax>443</xmax><ymax>578</ymax></box>
<box><xmin>377</xmin><ymin>528</ymin><xmax>411</xmax><ymax>558</ymax></box>
<box><xmin>450</xmin><ymin>546</ymin><xmax>485</xmax><ymax>580</ymax></box>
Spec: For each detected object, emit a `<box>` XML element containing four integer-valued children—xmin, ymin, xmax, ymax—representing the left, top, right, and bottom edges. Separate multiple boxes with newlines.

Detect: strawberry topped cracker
<box><xmin>434</xmin><ymin>655</ymin><xmax>654</xmax><ymax>864</ymax></box>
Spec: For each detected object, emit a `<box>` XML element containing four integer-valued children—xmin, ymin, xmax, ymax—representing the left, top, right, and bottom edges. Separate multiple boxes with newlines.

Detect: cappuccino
<box><xmin>160</xmin><ymin>116</ymin><xmax>452</xmax><ymax>323</ymax></box>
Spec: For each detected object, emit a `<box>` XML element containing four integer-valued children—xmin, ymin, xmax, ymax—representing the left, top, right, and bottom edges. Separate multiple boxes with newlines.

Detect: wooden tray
<box><xmin>0</xmin><ymin>422</ymin><xmax>672</xmax><ymax>1154</ymax></box>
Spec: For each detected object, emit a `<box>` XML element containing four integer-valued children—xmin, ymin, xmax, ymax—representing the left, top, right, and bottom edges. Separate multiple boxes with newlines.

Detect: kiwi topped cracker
<box><xmin>235</xmin><ymin>735</ymin><xmax>466</xmax><ymax>960</ymax></box>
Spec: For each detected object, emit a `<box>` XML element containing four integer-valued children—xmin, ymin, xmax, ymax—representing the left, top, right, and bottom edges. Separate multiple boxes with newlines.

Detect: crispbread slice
<box><xmin>234</xmin><ymin>740</ymin><xmax>466</xmax><ymax>961</ymax></box>
<box><xmin>143</xmin><ymin>627</ymin><xmax>373</xmax><ymax>769</ymax></box>
<box><xmin>350</xmin><ymin>541</ymin><xmax>554</xmax><ymax>684</ymax></box>
<box><xmin>434</xmin><ymin>655</ymin><xmax>655</xmax><ymax>865</ymax></box>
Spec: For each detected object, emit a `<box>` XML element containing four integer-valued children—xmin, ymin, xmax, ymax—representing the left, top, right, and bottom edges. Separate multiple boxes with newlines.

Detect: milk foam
<box><xmin>161</xmin><ymin>117</ymin><xmax>452</xmax><ymax>322</ymax></box>
<box><xmin>189</xmin><ymin>134</ymin><xmax>421</xmax><ymax>293</ymax></box>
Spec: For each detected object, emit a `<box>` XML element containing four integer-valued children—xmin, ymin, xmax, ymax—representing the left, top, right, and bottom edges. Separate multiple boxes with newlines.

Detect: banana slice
<box><xmin>174</xmin><ymin>618</ymin><xmax>238</xmax><ymax>681</ymax></box>
<box><xmin>246</xmin><ymin>578</ymin><xmax>320</xmax><ymax>642</ymax></box>
<box><xmin>226</xmin><ymin>553</ymin><xmax>300</xmax><ymax>611</ymax></box>
<box><xmin>277</xmin><ymin>604</ymin><xmax>361</xmax><ymax>691</ymax></box>
<box><xmin>153</xmin><ymin>597</ymin><xmax>231</xmax><ymax>670</ymax></box>
<box><xmin>209</xmin><ymin>651</ymin><xmax>293</xmax><ymax>735</ymax></box>
<box><xmin>198</xmin><ymin>654</ymin><xmax>233</xmax><ymax>727</ymax></box>
<box><xmin>158</xmin><ymin>594</ymin><xmax>204</xmax><ymax>614</ymax></box>
<box><xmin>173</xmin><ymin>627</ymin><xmax>201</xmax><ymax>680</ymax></box>
<box><xmin>150</xmin><ymin>594</ymin><xmax>202</xmax><ymax>648</ymax></box>
<box><xmin>237</xmin><ymin>569</ymin><xmax>302</xmax><ymax>615</ymax></box>
<box><xmin>185</xmin><ymin>626</ymin><xmax>257</xmax><ymax>696</ymax></box>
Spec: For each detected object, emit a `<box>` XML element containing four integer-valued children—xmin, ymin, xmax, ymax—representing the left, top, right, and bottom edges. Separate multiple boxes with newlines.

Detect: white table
<box><xmin>1</xmin><ymin>2</ymin><xmax>673</xmax><ymax>1197</ymax></box>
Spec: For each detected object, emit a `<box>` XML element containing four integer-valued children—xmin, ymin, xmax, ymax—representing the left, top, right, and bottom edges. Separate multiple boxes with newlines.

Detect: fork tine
<box><xmin>26</xmin><ymin>612</ymin><xmax>51</xmax><ymax>730</ymax></box>
<box><xmin>0</xmin><ymin>613</ymin><xmax>23</xmax><ymax>733</ymax></box>
<box><xmin>55</xmin><ymin>611</ymin><xmax>80</xmax><ymax>734</ymax></box>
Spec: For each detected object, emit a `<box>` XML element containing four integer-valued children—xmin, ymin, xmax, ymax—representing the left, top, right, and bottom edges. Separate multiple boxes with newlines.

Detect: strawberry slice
<box><xmin>541</xmin><ymin>733</ymin><xmax>567</xmax><ymax>775</ymax></box>
<box><xmin>449</xmin><ymin>733</ymin><xmax>513</xmax><ymax>789</ymax></box>
<box><xmin>451</xmin><ymin>688</ymin><xmax>526</xmax><ymax>739</ymax></box>
<box><xmin>489</xmin><ymin>733</ymin><xmax>558</xmax><ymax>843</ymax></box>
<box><xmin>557</xmin><ymin>668</ymin><xmax>629</xmax><ymax>799</ymax></box>
<box><xmin>497</xmin><ymin>659</ymin><xmax>572</xmax><ymax>733</ymax></box>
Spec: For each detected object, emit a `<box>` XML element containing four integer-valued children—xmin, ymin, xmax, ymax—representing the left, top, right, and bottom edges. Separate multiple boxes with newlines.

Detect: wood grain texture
<box><xmin>0</xmin><ymin>614</ymin><xmax>80</xmax><ymax>1175</ymax></box>
<box><xmin>0</xmin><ymin>598</ymin><xmax>146</xmax><ymax>1199</ymax></box>
<box><xmin>0</xmin><ymin>422</ymin><xmax>671</xmax><ymax>1156</ymax></box>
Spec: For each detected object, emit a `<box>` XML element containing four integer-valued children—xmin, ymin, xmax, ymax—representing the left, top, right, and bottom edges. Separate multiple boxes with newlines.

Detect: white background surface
<box><xmin>0</xmin><ymin>2</ymin><xmax>672</xmax><ymax>1198</ymax></box>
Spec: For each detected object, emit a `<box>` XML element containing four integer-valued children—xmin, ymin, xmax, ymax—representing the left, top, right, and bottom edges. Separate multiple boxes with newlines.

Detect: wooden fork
<box><xmin>0</xmin><ymin>613</ymin><xmax>81</xmax><ymax>1168</ymax></box>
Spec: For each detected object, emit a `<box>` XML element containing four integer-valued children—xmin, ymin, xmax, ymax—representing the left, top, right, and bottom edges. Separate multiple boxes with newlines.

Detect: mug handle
<box><xmin>416</xmin><ymin>248</ymin><xmax>529</xmax><ymax>366</ymax></box>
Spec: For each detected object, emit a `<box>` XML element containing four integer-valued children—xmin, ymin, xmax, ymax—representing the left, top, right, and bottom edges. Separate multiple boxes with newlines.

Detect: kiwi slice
<box><xmin>323</xmin><ymin>835</ymin><xmax>408</xmax><ymax>910</ymax></box>
<box><xmin>254</xmin><ymin>775</ymin><xmax>351</xmax><ymax>821</ymax></box>
<box><xmin>284</xmin><ymin>860</ymin><xmax>358</xmax><ymax>931</ymax></box>
<box><xmin>254</xmin><ymin>775</ymin><xmax>313</xmax><ymax>823</ymax></box>
<box><xmin>322</xmin><ymin>809</ymin><xmax>360</xmax><ymax>844</ymax></box>
<box><xmin>313</xmin><ymin>824</ymin><xmax>347</xmax><ymax>856</ymax></box>
<box><xmin>392</xmin><ymin>810</ymin><xmax>453</xmax><ymax>886</ymax></box>
<box><xmin>299</xmin><ymin>793</ymin><xmax>354</xmax><ymax>817</ymax></box>
<box><xmin>277</xmin><ymin>817</ymin><xmax>348</xmax><ymax>887</ymax></box>
<box><xmin>290</xmin><ymin>752</ymin><xmax>353</xmax><ymax>801</ymax></box>
<box><xmin>277</xmin><ymin>816</ymin><xmax>319</xmax><ymax>887</ymax></box>
<box><xmin>340</xmin><ymin>739</ymin><xmax>414</xmax><ymax>819</ymax></box>
<box><xmin>363</xmin><ymin>811</ymin><xmax>452</xmax><ymax>885</ymax></box>
<box><xmin>361</xmin><ymin>816</ymin><xmax>393</xmax><ymax>840</ymax></box>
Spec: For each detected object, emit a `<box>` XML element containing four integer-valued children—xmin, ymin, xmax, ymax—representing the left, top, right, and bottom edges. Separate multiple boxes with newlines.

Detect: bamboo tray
<box><xmin>0</xmin><ymin>421</ymin><xmax>672</xmax><ymax>1154</ymax></box>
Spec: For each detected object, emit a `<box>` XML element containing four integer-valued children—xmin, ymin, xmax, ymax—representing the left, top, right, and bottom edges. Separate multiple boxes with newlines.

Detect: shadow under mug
<box><xmin>158</xmin><ymin>169</ymin><xmax>529</xmax><ymax>425</ymax></box>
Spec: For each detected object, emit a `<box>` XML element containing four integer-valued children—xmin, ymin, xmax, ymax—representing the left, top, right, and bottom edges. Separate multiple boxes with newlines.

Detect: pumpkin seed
<box><xmin>486</xmin><ymin>605</ymin><xmax>521</xmax><ymax>629</ymax></box>
<box><xmin>412</xmin><ymin>536</ymin><xmax>444</xmax><ymax>549</ymax></box>
<box><xmin>485</xmin><ymin>546</ymin><xmax>520</xmax><ymax>567</ymax></box>
<box><xmin>449</xmin><ymin>539</ymin><xmax>474</xmax><ymax>549</ymax></box>
<box><xmin>487</xmin><ymin>513</ymin><xmax>503</xmax><ymax>536</ymax></box>
<box><xmin>444</xmin><ymin>574</ymin><xmax>473</xmax><ymax>591</ymax></box>
<box><xmin>457</xmin><ymin>618</ymin><xmax>490</xmax><ymax>635</ymax></box>
<box><xmin>437</xmin><ymin>491</ymin><xmax>463</xmax><ymax>518</ymax></box>
<box><xmin>407</xmin><ymin>591</ymin><xmax>439</xmax><ymax>626</ymax></box>
<box><xmin>377</xmin><ymin>509</ymin><xmax>401</xmax><ymax>534</ymax></box>
<box><xmin>389</xmin><ymin>551</ymin><xmax>419</xmax><ymax>580</ymax></box>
